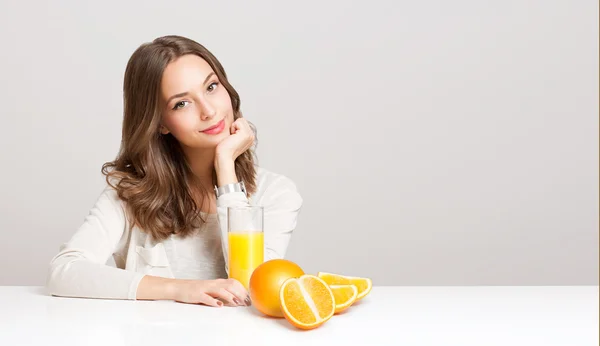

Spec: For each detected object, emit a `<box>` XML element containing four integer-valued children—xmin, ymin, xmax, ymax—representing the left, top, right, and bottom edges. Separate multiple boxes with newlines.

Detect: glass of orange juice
<box><xmin>227</xmin><ymin>206</ymin><xmax>264</xmax><ymax>289</ymax></box>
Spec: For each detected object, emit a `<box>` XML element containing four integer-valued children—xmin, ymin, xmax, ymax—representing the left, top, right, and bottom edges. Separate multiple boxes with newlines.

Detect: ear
<box><xmin>159</xmin><ymin>125</ymin><xmax>170</xmax><ymax>135</ymax></box>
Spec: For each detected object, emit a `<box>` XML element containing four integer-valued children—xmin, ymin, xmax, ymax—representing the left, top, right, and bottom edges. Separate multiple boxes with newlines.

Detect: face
<box><xmin>160</xmin><ymin>54</ymin><xmax>234</xmax><ymax>150</ymax></box>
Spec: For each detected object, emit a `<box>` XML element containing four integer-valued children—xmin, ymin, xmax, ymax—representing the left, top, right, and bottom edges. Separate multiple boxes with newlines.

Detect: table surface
<box><xmin>0</xmin><ymin>286</ymin><xmax>597</xmax><ymax>346</ymax></box>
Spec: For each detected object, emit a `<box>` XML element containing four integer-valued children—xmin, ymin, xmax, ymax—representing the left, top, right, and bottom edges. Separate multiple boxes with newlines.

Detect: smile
<box><xmin>200</xmin><ymin>119</ymin><xmax>225</xmax><ymax>135</ymax></box>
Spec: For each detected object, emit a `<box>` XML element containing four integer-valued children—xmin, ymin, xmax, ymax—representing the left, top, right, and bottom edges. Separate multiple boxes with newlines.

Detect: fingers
<box><xmin>225</xmin><ymin>279</ymin><xmax>250</xmax><ymax>305</ymax></box>
<box><xmin>217</xmin><ymin>118</ymin><xmax>255</xmax><ymax>160</ymax></box>
<box><xmin>215</xmin><ymin>288</ymin><xmax>240</xmax><ymax>307</ymax></box>
<box><xmin>174</xmin><ymin>279</ymin><xmax>250</xmax><ymax>308</ymax></box>
<box><xmin>233</xmin><ymin>118</ymin><xmax>250</xmax><ymax>133</ymax></box>
<box><xmin>231</xmin><ymin>119</ymin><xmax>255</xmax><ymax>148</ymax></box>
<box><xmin>208</xmin><ymin>279</ymin><xmax>249</xmax><ymax>306</ymax></box>
<box><xmin>195</xmin><ymin>292</ymin><xmax>224</xmax><ymax>308</ymax></box>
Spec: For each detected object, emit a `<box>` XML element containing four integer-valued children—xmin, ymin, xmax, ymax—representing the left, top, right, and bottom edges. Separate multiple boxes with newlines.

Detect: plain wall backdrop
<box><xmin>0</xmin><ymin>0</ymin><xmax>597</xmax><ymax>286</ymax></box>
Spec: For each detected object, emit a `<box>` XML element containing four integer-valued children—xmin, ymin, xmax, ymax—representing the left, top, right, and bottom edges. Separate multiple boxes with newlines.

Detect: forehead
<box><xmin>161</xmin><ymin>54</ymin><xmax>214</xmax><ymax>97</ymax></box>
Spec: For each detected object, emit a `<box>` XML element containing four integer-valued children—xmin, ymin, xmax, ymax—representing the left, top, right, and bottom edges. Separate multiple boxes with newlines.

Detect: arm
<box><xmin>216</xmin><ymin>172</ymin><xmax>303</xmax><ymax>269</ymax></box>
<box><xmin>47</xmin><ymin>186</ymin><xmax>249</xmax><ymax>306</ymax></box>
<box><xmin>213</xmin><ymin>117</ymin><xmax>303</xmax><ymax>266</ymax></box>
<box><xmin>46</xmin><ymin>187</ymin><xmax>145</xmax><ymax>300</ymax></box>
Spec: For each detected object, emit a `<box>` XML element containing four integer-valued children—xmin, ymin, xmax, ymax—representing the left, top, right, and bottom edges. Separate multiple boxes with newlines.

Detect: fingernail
<box><xmin>216</xmin><ymin>301</ymin><xmax>223</xmax><ymax>307</ymax></box>
<box><xmin>244</xmin><ymin>296</ymin><xmax>252</xmax><ymax>306</ymax></box>
<box><xmin>233</xmin><ymin>298</ymin><xmax>242</xmax><ymax>306</ymax></box>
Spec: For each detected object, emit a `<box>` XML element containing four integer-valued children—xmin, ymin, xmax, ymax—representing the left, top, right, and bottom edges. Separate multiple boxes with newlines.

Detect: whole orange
<box><xmin>249</xmin><ymin>259</ymin><xmax>304</xmax><ymax>317</ymax></box>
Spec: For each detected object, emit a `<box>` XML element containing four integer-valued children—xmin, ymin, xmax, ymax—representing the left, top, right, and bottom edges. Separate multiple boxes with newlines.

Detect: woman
<box><xmin>46</xmin><ymin>35</ymin><xmax>303</xmax><ymax>308</ymax></box>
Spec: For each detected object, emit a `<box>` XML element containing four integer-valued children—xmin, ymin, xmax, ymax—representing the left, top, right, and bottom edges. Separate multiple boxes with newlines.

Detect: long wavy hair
<box><xmin>102</xmin><ymin>35</ymin><xmax>257</xmax><ymax>242</ymax></box>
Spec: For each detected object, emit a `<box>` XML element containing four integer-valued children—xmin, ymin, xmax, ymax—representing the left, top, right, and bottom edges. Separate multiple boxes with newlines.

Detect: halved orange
<box><xmin>279</xmin><ymin>275</ymin><xmax>335</xmax><ymax>330</ymax></box>
<box><xmin>317</xmin><ymin>272</ymin><xmax>372</xmax><ymax>301</ymax></box>
<box><xmin>329</xmin><ymin>284</ymin><xmax>358</xmax><ymax>313</ymax></box>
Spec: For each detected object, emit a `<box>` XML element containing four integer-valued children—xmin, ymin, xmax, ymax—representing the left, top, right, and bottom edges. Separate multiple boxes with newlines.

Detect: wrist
<box><xmin>165</xmin><ymin>279</ymin><xmax>180</xmax><ymax>300</ymax></box>
<box><xmin>214</xmin><ymin>151</ymin><xmax>234</xmax><ymax>165</ymax></box>
<box><xmin>136</xmin><ymin>275</ymin><xmax>181</xmax><ymax>301</ymax></box>
<box><xmin>214</xmin><ymin>156</ymin><xmax>237</xmax><ymax>187</ymax></box>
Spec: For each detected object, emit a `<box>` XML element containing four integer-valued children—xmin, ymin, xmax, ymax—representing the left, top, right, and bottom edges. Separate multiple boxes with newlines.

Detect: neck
<box><xmin>182</xmin><ymin>147</ymin><xmax>216</xmax><ymax>189</ymax></box>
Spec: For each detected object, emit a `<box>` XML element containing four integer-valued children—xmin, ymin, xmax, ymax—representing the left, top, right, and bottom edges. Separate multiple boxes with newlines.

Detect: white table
<box><xmin>0</xmin><ymin>286</ymin><xmax>597</xmax><ymax>346</ymax></box>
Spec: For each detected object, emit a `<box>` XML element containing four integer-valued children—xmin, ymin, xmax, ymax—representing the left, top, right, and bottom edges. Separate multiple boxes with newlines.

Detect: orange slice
<box><xmin>279</xmin><ymin>275</ymin><xmax>335</xmax><ymax>330</ymax></box>
<box><xmin>317</xmin><ymin>272</ymin><xmax>372</xmax><ymax>301</ymax></box>
<box><xmin>329</xmin><ymin>284</ymin><xmax>358</xmax><ymax>313</ymax></box>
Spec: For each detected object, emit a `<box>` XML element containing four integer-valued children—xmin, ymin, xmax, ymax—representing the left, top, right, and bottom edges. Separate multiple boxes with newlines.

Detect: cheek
<box><xmin>216</xmin><ymin>98</ymin><xmax>234</xmax><ymax>125</ymax></box>
<box><xmin>164</xmin><ymin>113</ymin><xmax>197</xmax><ymax>135</ymax></box>
<box><xmin>216</xmin><ymin>90</ymin><xmax>234</xmax><ymax>112</ymax></box>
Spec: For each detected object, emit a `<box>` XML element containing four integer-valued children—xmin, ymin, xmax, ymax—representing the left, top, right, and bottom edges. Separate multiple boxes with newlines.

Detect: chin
<box><xmin>195</xmin><ymin>132</ymin><xmax>229</xmax><ymax>148</ymax></box>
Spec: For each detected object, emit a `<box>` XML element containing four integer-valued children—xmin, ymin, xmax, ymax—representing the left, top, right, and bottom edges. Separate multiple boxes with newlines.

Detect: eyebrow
<box><xmin>166</xmin><ymin>72</ymin><xmax>216</xmax><ymax>104</ymax></box>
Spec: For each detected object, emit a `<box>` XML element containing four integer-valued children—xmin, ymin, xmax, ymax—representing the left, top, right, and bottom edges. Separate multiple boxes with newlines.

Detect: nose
<box><xmin>198</xmin><ymin>99</ymin><xmax>216</xmax><ymax>121</ymax></box>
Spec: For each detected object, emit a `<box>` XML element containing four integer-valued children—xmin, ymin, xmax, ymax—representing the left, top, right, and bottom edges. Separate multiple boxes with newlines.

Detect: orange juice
<box><xmin>228</xmin><ymin>231</ymin><xmax>264</xmax><ymax>289</ymax></box>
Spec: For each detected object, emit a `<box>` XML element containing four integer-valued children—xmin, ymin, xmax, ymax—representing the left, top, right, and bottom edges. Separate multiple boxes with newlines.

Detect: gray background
<box><xmin>0</xmin><ymin>0</ymin><xmax>597</xmax><ymax>286</ymax></box>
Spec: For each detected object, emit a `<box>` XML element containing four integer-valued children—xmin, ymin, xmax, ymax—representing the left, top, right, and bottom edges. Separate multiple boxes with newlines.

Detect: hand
<box><xmin>215</xmin><ymin>118</ymin><xmax>255</xmax><ymax>163</ymax></box>
<box><xmin>173</xmin><ymin>278</ymin><xmax>250</xmax><ymax>307</ymax></box>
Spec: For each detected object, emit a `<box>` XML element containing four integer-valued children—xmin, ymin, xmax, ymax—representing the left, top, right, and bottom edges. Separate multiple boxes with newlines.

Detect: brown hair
<box><xmin>102</xmin><ymin>35</ymin><xmax>257</xmax><ymax>242</ymax></box>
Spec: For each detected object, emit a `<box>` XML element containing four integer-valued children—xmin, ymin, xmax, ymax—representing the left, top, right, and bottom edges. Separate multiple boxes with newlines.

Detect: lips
<box><xmin>201</xmin><ymin>119</ymin><xmax>225</xmax><ymax>135</ymax></box>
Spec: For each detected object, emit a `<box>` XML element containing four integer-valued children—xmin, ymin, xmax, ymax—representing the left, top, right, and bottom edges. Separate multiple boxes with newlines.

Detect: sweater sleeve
<box><xmin>46</xmin><ymin>187</ymin><xmax>145</xmax><ymax>300</ymax></box>
<box><xmin>216</xmin><ymin>175</ymin><xmax>303</xmax><ymax>273</ymax></box>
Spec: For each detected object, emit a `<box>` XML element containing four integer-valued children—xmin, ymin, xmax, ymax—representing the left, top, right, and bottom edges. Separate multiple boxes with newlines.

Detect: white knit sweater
<box><xmin>46</xmin><ymin>167</ymin><xmax>303</xmax><ymax>300</ymax></box>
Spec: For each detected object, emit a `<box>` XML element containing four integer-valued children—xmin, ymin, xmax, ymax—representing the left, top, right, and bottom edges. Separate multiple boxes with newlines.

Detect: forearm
<box><xmin>214</xmin><ymin>156</ymin><xmax>237</xmax><ymax>186</ymax></box>
<box><xmin>135</xmin><ymin>275</ymin><xmax>179</xmax><ymax>300</ymax></box>
<box><xmin>47</xmin><ymin>257</ymin><xmax>145</xmax><ymax>300</ymax></box>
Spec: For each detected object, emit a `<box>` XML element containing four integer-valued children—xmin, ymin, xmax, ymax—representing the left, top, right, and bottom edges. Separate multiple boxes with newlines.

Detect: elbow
<box><xmin>45</xmin><ymin>259</ymin><xmax>68</xmax><ymax>297</ymax></box>
<box><xmin>45</xmin><ymin>252</ymin><xmax>82</xmax><ymax>297</ymax></box>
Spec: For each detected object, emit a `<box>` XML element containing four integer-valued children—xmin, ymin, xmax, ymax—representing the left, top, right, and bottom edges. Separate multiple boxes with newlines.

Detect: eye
<box><xmin>172</xmin><ymin>100</ymin><xmax>189</xmax><ymax>110</ymax></box>
<box><xmin>207</xmin><ymin>82</ymin><xmax>219</xmax><ymax>93</ymax></box>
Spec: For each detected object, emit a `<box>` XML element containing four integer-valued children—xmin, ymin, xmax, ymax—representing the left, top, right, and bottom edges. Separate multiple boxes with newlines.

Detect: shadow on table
<box><xmin>246</xmin><ymin>304</ymin><xmax>308</xmax><ymax>332</ymax></box>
